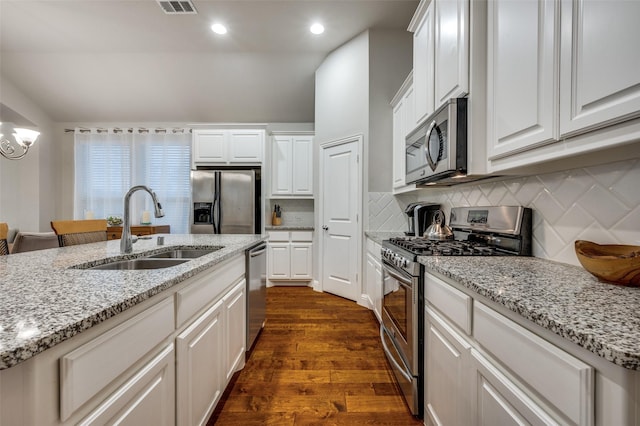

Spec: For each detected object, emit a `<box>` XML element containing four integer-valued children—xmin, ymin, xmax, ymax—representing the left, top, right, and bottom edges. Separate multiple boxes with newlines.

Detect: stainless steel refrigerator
<box><xmin>190</xmin><ymin>168</ymin><xmax>261</xmax><ymax>234</ymax></box>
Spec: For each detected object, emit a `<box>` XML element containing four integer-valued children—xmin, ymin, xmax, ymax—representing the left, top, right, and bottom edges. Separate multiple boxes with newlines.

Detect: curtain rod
<box><xmin>64</xmin><ymin>127</ymin><xmax>192</xmax><ymax>134</ymax></box>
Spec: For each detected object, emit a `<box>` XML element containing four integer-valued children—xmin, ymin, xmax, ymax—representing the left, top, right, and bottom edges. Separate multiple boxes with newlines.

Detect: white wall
<box><xmin>0</xmin><ymin>75</ymin><xmax>56</xmax><ymax>232</ymax></box>
<box><xmin>314</xmin><ymin>31</ymin><xmax>370</xmax><ymax>146</ymax></box>
<box><xmin>368</xmin><ymin>30</ymin><xmax>413</xmax><ymax>193</ymax></box>
<box><xmin>368</xmin><ymin>157</ymin><xmax>640</xmax><ymax>267</ymax></box>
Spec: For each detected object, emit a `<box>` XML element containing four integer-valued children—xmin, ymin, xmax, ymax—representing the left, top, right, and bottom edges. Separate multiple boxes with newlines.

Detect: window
<box><xmin>74</xmin><ymin>128</ymin><xmax>191</xmax><ymax>233</ymax></box>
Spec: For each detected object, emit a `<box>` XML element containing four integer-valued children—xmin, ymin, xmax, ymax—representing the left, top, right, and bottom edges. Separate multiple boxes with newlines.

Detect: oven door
<box><xmin>381</xmin><ymin>261</ymin><xmax>416</xmax><ymax>372</ymax></box>
<box><xmin>380</xmin><ymin>260</ymin><xmax>421</xmax><ymax>416</ymax></box>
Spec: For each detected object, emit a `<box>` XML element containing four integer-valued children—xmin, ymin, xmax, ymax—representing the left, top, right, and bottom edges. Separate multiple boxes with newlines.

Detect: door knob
<box><xmin>322</xmin><ymin>226</ymin><xmax>329</xmax><ymax>230</ymax></box>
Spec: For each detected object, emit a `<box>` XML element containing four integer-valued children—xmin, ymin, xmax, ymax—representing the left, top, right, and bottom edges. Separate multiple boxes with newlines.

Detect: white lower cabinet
<box><xmin>223</xmin><ymin>280</ymin><xmax>247</xmax><ymax>381</ymax></box>
<box><xmin>424</xmin><ymin>307</ymin><xmax>471</xmax><ymax>426</ymax></box>
<box><xmin>267</xmin><ymin>231</ymin><xmax>313</xmax><ymax>283</ymax></box>
<box><xmin>365</xmin><ymin>238</ymin><xmax>383</xmax><ymax>321</ymax></box>
<box><xmin>176</xmin><ymin>300</ymin><xmax>224</xmax><ymax>426</ymax></box>
<box><xmin>472</xmin><ymin>348</ymin><xmax>558</xmax><ymax>426</ymax></box>
<box><xmin>79</xmin><ymin>344</ymin><xmax>175</xmax><ymax>426</ymax></box>
<box><xmin>0</xmin><ymin>253</ymin><xmax>249</xmax><ymax>426</ymax></box>
<box><xmin>424</xmin><ymin>272</ymin><xmax>597</xmax><ymax>426</ymax></box>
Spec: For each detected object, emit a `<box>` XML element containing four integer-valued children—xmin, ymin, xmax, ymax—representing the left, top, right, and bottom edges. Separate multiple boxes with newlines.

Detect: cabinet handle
<box><xmin>322</xmin><ymin>226</ymin><xmax>329</xmax><ymax>231</ymax></box>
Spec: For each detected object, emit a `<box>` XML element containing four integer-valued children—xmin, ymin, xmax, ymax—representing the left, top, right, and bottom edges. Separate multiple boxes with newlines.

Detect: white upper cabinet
<box><xmin>193</xmin><ymin>128</ymin><xmax>264</xmax><ymax>167</ymax></box>
<box><xmin>559</xmin><ymin>0</ymin><xmax>640</xmax><ymax>137</ymax></box>
<box><xmin>391</xmin><ymin>73</ymin><xmax>417</xmax><ymax>192</ymax></box>
<box><xmin>434</xmin><ymin>0</ymin><xmax>469</xmax><ymax>108</ymax></box>
<box><xmin>412</xmin><ymin>0</ymin><xmax>435</xmax><ymax>126</ymax></box>
<box><xmin>193</xmin><ymin>130</ymin><xmax>227</xmax><ymax>164</ymax></box>
<box><xmin>486</xmin><ymin>0</ymin><xmax>559</xmax><ymax>159</ymax></box>
<box><xmin>270</xmin><ymin>133</ymin><xmax>313</xmax><ymax>197</ymax></box>
<box><xmin>486</xmin><ymin>0</ymin><xmax>640</xmax><ymax>171</ymax></box>
<box><xmin>228</xmin><ymin>130</ymin><xmax>265</xmax><ymax>163</ymax></box>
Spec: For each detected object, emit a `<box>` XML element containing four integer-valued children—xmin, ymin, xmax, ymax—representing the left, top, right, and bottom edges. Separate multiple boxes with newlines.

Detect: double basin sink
<box><xmin>87</xmin><ymin>248</ymin><xmax>220</xmax><ymax>270</ymax></box>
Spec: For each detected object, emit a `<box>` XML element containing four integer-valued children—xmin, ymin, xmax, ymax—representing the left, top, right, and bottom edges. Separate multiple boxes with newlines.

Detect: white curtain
<box><xmin>74</xmin><ymin>128</ymin><xmax>191</xmax><ymax>233</ymax></box>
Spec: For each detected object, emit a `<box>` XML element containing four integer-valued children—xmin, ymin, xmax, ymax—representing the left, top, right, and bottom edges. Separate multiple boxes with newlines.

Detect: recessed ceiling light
<box><xmin>310</xmin><ymin>23</ymin><xmax>324</xmax><ymax>35</ymax></box>
<box><xmin>211</xmin><ymin>23</ymin><xmax>227</xmax><ymax>35</ymax></box>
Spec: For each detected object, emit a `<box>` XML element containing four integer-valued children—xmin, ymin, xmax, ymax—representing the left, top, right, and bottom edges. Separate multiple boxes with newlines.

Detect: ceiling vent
<box><xmin>157</xmin><ymin>1</ymin><xmax>197</xmax><ymax>14</ymax></box>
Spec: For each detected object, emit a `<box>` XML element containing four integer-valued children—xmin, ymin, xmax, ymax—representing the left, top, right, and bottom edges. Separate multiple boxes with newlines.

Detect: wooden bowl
<box><xmin>575</xmin><ymin>240</ymin><xmax>640</xmax><ymax>286</ymax></box>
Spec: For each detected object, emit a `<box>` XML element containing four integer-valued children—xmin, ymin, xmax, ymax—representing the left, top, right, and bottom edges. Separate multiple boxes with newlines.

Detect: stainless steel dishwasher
<box><xmin>246</xmin><ymin>241</ymin><xmax>267</xmax><ymax>352</ymax></box>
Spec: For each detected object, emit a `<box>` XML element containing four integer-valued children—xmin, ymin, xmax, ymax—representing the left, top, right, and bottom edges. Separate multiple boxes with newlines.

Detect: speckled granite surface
<box><xmin>0</xmin><ymin>234</ymin><xmax>265</xmax><ymax>370</ymax></box>
<box><xmin>419</xmin><ymin>256</ymin><xmax>640</xmax><ymax>370</ymax></box>
<box><xmin>265</xmin><ymin>226</ymin><xmax>314</xmax><ymax>231</ymax></box>
<box><xmin>365</xmin><ymin>231</ymin><xmax>406</xmax><ymax>245</ymax></box>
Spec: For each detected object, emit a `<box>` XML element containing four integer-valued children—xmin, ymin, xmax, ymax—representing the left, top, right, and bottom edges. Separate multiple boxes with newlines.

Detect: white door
<box><xmin>320</xmin><ymin>138</ymin><xmax>360</xmax><ymax>301</ymax></box>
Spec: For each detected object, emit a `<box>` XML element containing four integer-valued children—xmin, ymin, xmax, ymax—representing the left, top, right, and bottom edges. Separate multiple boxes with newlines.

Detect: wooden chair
<box><xmin>50</xmin><ymin>219</ymin><xmax>108</xmax><ymax>247</ymax></box>
<box><xmin>11</xmin><ymin>231</ymin><xmax>60</xmax><ymax>253</ymax></box>
<box><xmin>0</xmin><ymin>223</ymin><xmax>8</xmax><ymax>255</ymax></box>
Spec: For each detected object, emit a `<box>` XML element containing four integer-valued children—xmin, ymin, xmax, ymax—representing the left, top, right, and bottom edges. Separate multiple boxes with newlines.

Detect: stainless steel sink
<box><xmin>88</xmin><ymin>258</ymin><xmax>189</xmax><ymax>270</ymax></box>
<box><xmin>146</xmin><ymin>248</ymin><xmax>219</xmax><ymax>259</ymax></box>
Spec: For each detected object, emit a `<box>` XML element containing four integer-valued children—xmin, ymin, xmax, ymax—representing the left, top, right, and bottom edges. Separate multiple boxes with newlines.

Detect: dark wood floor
<box><xmin>207</xmin><ymin>286</ymin><xmax>423</xmax><ymax>425</ymax></box>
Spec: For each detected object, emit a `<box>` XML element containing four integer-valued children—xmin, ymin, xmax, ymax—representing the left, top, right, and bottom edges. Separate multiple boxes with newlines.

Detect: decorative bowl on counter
<box><xmin>575</xmin><ymin>240</ymin><xmax>640</xmax><ymax>286</ymax></box>
<box><xmin>106</xmin><ymin>215</ymin><xmax>123</xmax><ymax>226</ymax></box>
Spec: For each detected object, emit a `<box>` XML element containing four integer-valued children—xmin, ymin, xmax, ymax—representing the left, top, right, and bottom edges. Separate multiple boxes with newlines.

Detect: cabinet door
<box><xmin>176</xmin><ymin>300</ymin><xmax>224</xmax><ymax>426</ymax></box>
<box><xmin>290</xmin><ymin>243</ymin><xmax>312</xmax><ymax>280</ymax></box>
<box><xmin>472</xmin><ymin>349</ymin><xmax>559</xmax><ymax>426</ymax></box>
<box><xmin>559</xmin><ymin>0</ymin><xmax>640</xmax><ymax>137</ymax></box>
<box><xmin>193</xmin><ymin>130</ymin><xmax>227</xmax><ymax>163</ymax></box>
<box><xmin>291</xmin><ymin>136</ymin><xmax>313</xmax><ymax>195</ymax></box>
<box><xmin>424</xmin><ymin>307</ymin><xmax>472</xmax><ymax>426</ymax></box>
<box><xmin>271</xmin><ymin>136</ymin><xmax>293</xmax><ymax>195</ymax></box>
<box><xmin>79</xmin><ymin>344</ymin><xmax>175</xmax><ymax>426</ymax></box>
<box><xmin>434</xmin><ymin>0</ymin><xmax>469</xmax><ymax>108</ymax></box>
<box><xmin>392</xmin><ymin>99</ymin><xmax>406</xmax><ymax>189</ymax></box>
<box><xmin>413</xmin><ymin>0</ymin><xmax>434</xmax><ymax>126</ymax></box>
<box><xmin>487</xmin><ymin>0</ymin><xmax>559</xmax><ymax>160</ymax></box>
<box><xmin>373</xmin><ymin>255</ymin><xmax>382</xmax><ymax>322</ymax></box>
<box><xmin>228</xmin><ymin>130</ymin><xmax>263</xmax><ymax>163</ymax></box>
<box><xmin>268</xmin><ymin>243</ymin><xmax>291</xmax><ymax>279</ymax></box>
<box><xmin>224</xmin><ymin>280</ymin><xmax>246</xmax><ymax>381</ymax></box>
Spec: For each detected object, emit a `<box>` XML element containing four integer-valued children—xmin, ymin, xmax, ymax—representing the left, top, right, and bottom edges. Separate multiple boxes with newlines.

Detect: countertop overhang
<box><xmin>0</xmin><ymin>234</ymin><xmax>265</xmax><ymax>370</ymax></box>
<box><xmin>419</xmin><ymin>256</ymin><xmax>640</xmax><ymax>370</ymax></box>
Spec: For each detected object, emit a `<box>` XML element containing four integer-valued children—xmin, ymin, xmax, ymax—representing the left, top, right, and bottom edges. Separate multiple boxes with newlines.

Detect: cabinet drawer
<box><xmin>473</xmin><ymin>302</ymin><xmax>594</xmax><ymax>425</ymax></box>
<box><xmin>60</xmin><ymin>297</ymin><xmax>174</xmax><ymax>420</ymax></box>
<box><xmin>267</xmin><ymin>231</ymin><xmax>289</xmax><ymax>242</ymax></box>
<box><xmin>290</xmin><ymin>231</ymin><xmax>312</xmax><ymax>242</ymax></box>
<box><xmin>175</xmin><ymin>255</ymin><xmax>244</xmax><ymax>328</ymax></box>
<box><xmin>425</xmin><ymin>273</ymin><xmax>472</xmax><ymax>335</ymax></box>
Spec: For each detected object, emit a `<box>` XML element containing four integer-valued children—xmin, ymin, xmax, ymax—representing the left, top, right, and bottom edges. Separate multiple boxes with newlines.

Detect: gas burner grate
<box><xmin>387</xmin><ymin>237</ymin><xmax>502</xmax><ymax>256</ymax></box>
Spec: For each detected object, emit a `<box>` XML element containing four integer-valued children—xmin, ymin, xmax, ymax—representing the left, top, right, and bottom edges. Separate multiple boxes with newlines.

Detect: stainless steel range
<box><xmin>380</xmin><ymin>206</ymin><xmax>532</xmax><ymax>417</ymax></box>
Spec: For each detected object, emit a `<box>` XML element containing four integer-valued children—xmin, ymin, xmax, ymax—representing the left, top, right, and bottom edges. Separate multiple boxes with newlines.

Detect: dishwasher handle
<box><xmin>249</xmin><ymin>243</ymin><xmax>267</xmax><ymax>257</ymax></box>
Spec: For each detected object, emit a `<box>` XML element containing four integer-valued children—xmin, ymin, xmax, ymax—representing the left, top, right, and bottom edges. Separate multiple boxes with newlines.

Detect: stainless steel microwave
<box><xmin>405</xmin><ymin>97</ymin><xmax>467</xmax><ymax>185</ymax></box>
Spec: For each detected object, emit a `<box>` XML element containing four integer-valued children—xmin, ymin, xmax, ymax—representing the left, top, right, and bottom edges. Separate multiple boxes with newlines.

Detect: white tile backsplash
<box><xmin>368</xmin><ymin>158</ymin><xmax>640</xmax><ymax>266</ymax></box>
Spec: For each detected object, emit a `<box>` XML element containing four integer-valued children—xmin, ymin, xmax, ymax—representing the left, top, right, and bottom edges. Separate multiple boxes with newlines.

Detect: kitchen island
<box><xmin>419</xmin><ymin>256</ymin><xmax>640</xmax><ymax>426</ymax></box>
<box><xmin>0</xmin><ymin>234</ymin><xmax>265</xmax><ymax>425</ymax></box>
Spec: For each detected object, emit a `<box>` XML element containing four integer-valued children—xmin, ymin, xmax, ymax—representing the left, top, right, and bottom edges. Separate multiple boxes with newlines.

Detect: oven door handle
<box><xmin>383</xmin><ymin>265</ymin><xmax>412</xmax><ymax>287</ymax></box>
<box><xmin>380</xmin><ymin>325</ymin><xmax>413</xmax><ymax>382</ymax></box>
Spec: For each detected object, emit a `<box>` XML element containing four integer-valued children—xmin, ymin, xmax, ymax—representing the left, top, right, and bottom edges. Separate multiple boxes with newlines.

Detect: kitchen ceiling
<box><xmin>0</xmin><ymin>0</ymin><xmax>419</xmax><ymax>123</ymax></box>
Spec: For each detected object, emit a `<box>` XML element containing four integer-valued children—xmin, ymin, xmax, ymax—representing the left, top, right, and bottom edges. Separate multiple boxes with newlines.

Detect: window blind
<box><xmin>74</xmin><ymin>128</ymin><xmax>191</xmax><ymax>233</ymax></box>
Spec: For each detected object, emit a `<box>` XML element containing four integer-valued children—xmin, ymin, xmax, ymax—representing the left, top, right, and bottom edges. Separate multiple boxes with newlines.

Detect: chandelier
<box><xmin>0</xmin><ymin>122</ymin><xmax>40</xmax><ymax>160</ymax></box>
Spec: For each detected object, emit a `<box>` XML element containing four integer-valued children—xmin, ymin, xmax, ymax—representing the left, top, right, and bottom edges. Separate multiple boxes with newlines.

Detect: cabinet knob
<box><xmin>322</xmin><ymin>226</ymin><xmax>329</xmax><ymax>231</ymax></box>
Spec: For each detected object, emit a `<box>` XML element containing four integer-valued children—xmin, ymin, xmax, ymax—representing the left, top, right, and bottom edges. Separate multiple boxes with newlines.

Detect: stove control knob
<box><xmin>402</xmin><ymin>259</ymin><xmax>408</xmax><ymax>268</ymax></box>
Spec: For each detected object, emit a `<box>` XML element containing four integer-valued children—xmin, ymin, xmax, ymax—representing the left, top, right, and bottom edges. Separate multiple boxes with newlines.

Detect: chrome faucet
<box><xmin>120</xmin><ymin>185</ymin><xmax>165</xmax><ymax>254</ymax></box>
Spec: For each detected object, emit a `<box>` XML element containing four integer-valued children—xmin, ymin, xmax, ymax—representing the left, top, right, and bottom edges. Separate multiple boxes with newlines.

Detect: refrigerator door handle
<box><xmin>211</xmin><ymin>198</ymin><xmax>219</xmax><ymax>233</ymax></box>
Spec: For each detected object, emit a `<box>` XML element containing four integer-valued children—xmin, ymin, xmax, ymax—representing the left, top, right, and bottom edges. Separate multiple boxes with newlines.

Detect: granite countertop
<box><xmin>365</xmin><ymin>231</ymin><xmax>406</xmax><ymax>245</ymax></box>
<box><xmin>265</xmin><ymin>225</ymin><xmax>314</xmax><ymax>231</ymax></box>
<box><xmin>419</xmin><ymin>256</ymin><xmax>640</xmax><ymax>370</ymax></box>
<box><xmin>0</xmin><ymin>234</ymin><xmax>265</xmax><ymax>370</ymax></box>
